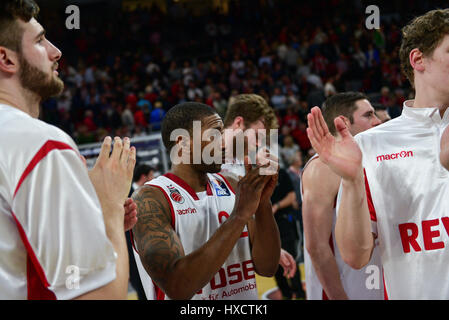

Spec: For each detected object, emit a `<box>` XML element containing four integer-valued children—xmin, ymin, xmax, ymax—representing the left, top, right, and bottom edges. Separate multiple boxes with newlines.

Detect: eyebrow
<box><xmin>35</xmin><ymin>29</ymin><xmax>45</xmax><ymax>40</ymax></box>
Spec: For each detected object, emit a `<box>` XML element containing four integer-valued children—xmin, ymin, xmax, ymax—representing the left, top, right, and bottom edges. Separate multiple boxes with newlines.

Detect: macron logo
<box><xmin>376</xmin><ymin>150</ymin><xmax>414</xmax><ymax>162</ymax></box>
<box><xmin>177</xmin><ymin>208</ymin><xmax>197</xmax><ymax>215</ymax></box>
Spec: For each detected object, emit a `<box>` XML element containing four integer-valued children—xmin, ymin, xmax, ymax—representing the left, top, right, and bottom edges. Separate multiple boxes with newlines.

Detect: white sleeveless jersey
<box><xmin>134</xmin><ymin>172</ymin><xmax>258</xmax><ymax>300</ymax></box>
<box><xmin>0</xmin><ymin>104</ymin><xmax>117</xmax><ymax>299</ymax></box>
<box><xmin>355</xmin><ymin>100</ymin><xmax>449</xmax><ymax>299</ymax></box>
<box><xmin>301</xmin><ymin>154</ymin><xmax>384</xmax><ymax>300</ymax></box>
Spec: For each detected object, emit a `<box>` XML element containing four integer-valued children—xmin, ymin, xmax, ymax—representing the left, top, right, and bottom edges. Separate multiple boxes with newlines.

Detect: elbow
<box><xmin>162</xmin><ymin>282</ymin><xmax>197</xmax><ymax>300</ymax></box>
<box><xmin>256</xmin><ymin>264</ymin><xmax>279</xmax><ymax>278</ymax></box>
<box><xmin>340</xmin><ymin>250</ymin><xmax>371</xmax><ymax>270</ymax></box>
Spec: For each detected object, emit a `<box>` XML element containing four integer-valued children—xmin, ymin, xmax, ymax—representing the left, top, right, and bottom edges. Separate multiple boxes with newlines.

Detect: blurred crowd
<box><xmin>36</xmin><ymin>0</ymin><xmax>445</xmax><ymax>163</ymax></box>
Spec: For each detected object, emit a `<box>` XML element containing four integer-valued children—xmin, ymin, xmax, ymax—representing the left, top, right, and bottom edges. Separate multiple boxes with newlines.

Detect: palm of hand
<box><xmin>307</xmin><ymin>107</ymin><xmax>363</xmax><ymax>181</ymax></box>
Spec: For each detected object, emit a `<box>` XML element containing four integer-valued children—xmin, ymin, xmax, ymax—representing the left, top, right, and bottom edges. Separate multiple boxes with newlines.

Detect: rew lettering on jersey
<box><xmin>376</xmin><ymin>150</ymin><xmax>414</xmax><ymax>162</ymax></box>
<box><xmin>399</xmin><ymin>217</ymin><xmax>449</xmax><ymax>253</ymax></box>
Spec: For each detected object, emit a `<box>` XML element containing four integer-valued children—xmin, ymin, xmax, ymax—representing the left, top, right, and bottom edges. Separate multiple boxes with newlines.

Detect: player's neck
<box><xmin>413</xmin><ymin>84</ymin><xmax>449</xmax><ymax>116</ymax></box>
<box><xmin>0</xmin><ymin>82</ymin><xmax>40</xmax><ymax>118</ymax></box>
<box><xmin>170</xmin><ymin>165</ymin><xmax>208</xmax><ymax>193</ymax></box>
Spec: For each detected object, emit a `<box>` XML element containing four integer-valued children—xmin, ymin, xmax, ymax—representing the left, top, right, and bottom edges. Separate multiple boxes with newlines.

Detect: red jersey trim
<box><xmin>147</xmin><ymin>184</ymin><xmax>176</xmax><ymax>229</ymax></box>
<box><xmin>10</xmin><ymin>211</ymin><xmax>56</xmax><ymax>300</ymax></box>
<box><xmin>363</xmin><ymin>169</ymin><xmax>377</xmax><ymax>222</ymax></box>
<box><xmin>216</xmin><ymin>173</ymin><xmax>236</xmax><ymax>194</ymax></box>
<box><xmin>13</xmin><ymin>140</ymin><xmax>74</xmax><ymax>198</ymax></box>
<box><xmin>164</xmin><ymin>173</ymin><xmax>200</xmax><ymax>201</ymax></box>
<box><xmin>152</xmin><ymin>280</ymin><xmax>166</xmax><ymax>300</ymax></box>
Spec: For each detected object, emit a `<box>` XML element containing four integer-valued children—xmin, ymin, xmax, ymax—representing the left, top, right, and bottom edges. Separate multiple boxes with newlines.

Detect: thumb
<box><xmin>334</xmin><ymin>116</ymin><xmax>352</xmax><ymax>139</ymax></box>
<box><xmin>244</xmin><ymin>155</ymin><xmax>252</xmax><ymax>176</ymax></box>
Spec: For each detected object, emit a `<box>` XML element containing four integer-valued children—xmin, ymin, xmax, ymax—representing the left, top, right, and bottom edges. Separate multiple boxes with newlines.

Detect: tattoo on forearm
<box><xmin>132</xmin><ymin>187</ymin><xmax>184</xmax><ymax>287</ymax></box>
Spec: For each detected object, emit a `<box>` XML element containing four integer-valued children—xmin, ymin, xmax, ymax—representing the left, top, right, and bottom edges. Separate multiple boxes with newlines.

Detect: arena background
<box><xmin>33</xmin><ymin>0</ymin><xmax>449</xmax><ymax>300</ymax></box>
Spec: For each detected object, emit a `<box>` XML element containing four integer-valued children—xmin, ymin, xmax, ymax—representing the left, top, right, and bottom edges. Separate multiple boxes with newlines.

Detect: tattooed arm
<box><xmin>132</xmin><ymin>185</ymin><xmax>253</xmax><ymax>300</ymax></box>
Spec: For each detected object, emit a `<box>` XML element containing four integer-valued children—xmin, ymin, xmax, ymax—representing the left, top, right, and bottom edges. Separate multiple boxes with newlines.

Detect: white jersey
<box><xmin>302</xmin><ymin>154</ymin><xmax>384</xmax><ymax>300</ymax></box>
<box><xmin>134</xmin><ymin>172</ymin><xmax>257</xmax><ymax>300</ymax></box>
<box><xmin>355</xmin><ymin>100</ymin><xmax>449</xmax><ymax>299</ymax></box>
<box><xmin>0</xmin><ymin>104</ymin><xmax>117</xmax><ymax>299</ymax></box>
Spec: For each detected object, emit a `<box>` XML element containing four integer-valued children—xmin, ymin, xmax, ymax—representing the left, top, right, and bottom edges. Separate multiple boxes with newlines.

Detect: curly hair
<box><xmin>399</xmin><ymin>9</ymin><xmax>449</xmax><ymax>87</ymax></box>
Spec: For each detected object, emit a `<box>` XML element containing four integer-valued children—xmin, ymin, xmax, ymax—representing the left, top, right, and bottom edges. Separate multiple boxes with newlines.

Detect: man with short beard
<box><xmin>0</xmin><ymin>0</ymin><xmax>135</xmax><ymax>299</ymax></box>
<box><xmin>132</xmin><ymin>102</ymin><xmax>281</xmax><ymax>300</ymax></box>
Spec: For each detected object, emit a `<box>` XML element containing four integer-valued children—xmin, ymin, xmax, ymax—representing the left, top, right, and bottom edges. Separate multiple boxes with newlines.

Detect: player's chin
<box><xmin>205</xmin><ymin>163</ymin><xmax>222</xmax><ymax>173</ymax></box>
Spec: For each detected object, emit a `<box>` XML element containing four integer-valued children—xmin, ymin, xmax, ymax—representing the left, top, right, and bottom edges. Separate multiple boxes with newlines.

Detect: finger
<box><xmin>110</xmin><ymin>136</ymin><xmax>123</xmax><ymax>162</ymax></box>
<box><xmin>306</xmin><ymin>127</ymin><xmax>321</xmax><ymax>153</ymax></box>
<box><xmin>307</xmin><ymin>112</ymin><xmax>322</xmax><ymax>145</ymax></box>
<box><xmin>312</xmin><ymin>106</ymin><xmax>326</xmax><ymax>138</ymax></box>
<box><xmin>127</xmin><ymin>146</ymin><xmax>137</xmax><ymax>175</ymax></box>
<box><xmin>124</xmin><ymin>198</ymin><xmax>133</xmax><ymax>207</ymax></box>
<box><xmin>95</xmin><ymin>136</ymin><xmax>112</xmax><ymax>165</ymax></box>
<box><xmin>120</xmin><ymin>137</ymin><xmax>131</xmax><ymax>166</ymax></box>
<box><xmin>80</xmin><ymin>155</ymin><xmax>87</xmax><ymax>168</ymax></box>
<box><xmin>244</xmin><ymin>156</ymin><xmax>252</xmax><ymax>176</ymax></box>
<box><xmin>334</xmin><ymin>116</ymin><xmax>352</xmax><ymax>139</ymax></box>
<box><xmin>316</xmin><ymin>106</ymin><xmax>331</xmax><ymax>137</ymax></box>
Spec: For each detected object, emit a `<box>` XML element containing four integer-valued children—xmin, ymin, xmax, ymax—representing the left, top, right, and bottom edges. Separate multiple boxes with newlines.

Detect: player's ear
<box><xmin>0</xmin><ymin>46</ymin><xmax>19</xmax><ymax>75</ymax></box>
<box><xmin>233</xmin><ymin>116</ymin><xmax>245</xmax><ymax>130</ymax></box>
<box><xmin>409</xmin><ymin>48</ymin><xmax>425</xmax><ymax>73</ymax></box>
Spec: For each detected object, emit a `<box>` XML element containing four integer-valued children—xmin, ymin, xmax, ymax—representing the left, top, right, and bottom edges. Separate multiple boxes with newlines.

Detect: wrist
<box><xmin>342</xmin><ymin>168</ymin><xmax>364</xmax><ymax>185</ymax></box>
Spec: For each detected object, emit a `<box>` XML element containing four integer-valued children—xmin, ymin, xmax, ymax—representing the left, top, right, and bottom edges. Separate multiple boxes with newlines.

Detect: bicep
<box><xmin>302</xmin><ymin>165</ymin><xmax>340</xmax><ymax>247</ymax></box>
<box><xmin>132</xmin><ymin>186</ymin><xmax>185</xmax><ymax>288</ymax></box>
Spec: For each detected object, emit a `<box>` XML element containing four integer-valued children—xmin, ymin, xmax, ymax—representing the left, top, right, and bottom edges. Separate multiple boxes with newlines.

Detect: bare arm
<box><xmin>307</xmin><ymin>107</ymin><xmax>374</xmax><ymax>269</ymax></box>
<box><xmin>272</xmin><ymin>191</ymin><xmax>296</xmax><ymax>214</ymax></box>
<box><xmin>75</xmin><ymin>137</ymin><xmax>136</xmax><ymax>299</ymax></box>
<box><xmin>223</xmin><ymin>151</ymin><xmax>281</xmax><ymax>277</ymax></box>
<box><xmin>302</xmin><ymin>159</ymin><xmax>347</xmax><ymax>299</ymax></box>
<box><xmin>224</xmin><ymin>173</ymin><xmax>281</xmax><ymax>278</ymax></box>
<box><xmin>335</xmin><ymin>173</ymin><xmax>374</xmax><ymax>269</ymax></box>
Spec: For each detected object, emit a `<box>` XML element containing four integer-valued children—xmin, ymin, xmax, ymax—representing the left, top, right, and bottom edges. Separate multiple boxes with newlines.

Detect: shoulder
<box><xmin>302</xmin><ymin>157</ymin><xmax>340</xmax><ymax>193</ymax></box>
<box><xmin>354</xmin><ymin>116</ymin><xmax>404</xmax><ymax>145</ymax></box>
<box><xmin>0</xmin><ymin>107</ymin><xmax>77</xmax><ymax>152</ymax></box>
<box><xmin>216</xmin><ymin>172</ymin><xmax>238</xmax><ymax>192</ymax></box>
<box><xmin>132</xmin><ymin>183</ymin><xmax>173</xmax><ymax>223</ymax></box>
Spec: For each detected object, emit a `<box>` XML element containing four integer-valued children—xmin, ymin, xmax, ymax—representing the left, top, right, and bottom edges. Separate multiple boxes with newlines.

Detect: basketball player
<box><xmin>307</xmin><ymin>9</ymin><xmax>449</xmax><ymax>299</ymax></box>
<box><xmin>0</xmin><ymin>0</ymin><xmax>135</xmax><ymax>299</ymax></box>
<box><xmin>221</xmin><ymin>93</ymin><xmax>298</xmax><ymax>279</ymax></box>
<box><xmin>131</xmin><ymin>102</ymin><xmax>281</xmax><ymax>300</ymax></box>
<box><xmin>302</xmin><ymin>92</ymin><xmax>383</xmax><ymax>300</ymax></box>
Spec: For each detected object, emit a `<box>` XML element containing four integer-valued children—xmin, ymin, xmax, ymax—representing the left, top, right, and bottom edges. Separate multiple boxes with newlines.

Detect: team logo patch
<box><xmin>168</xmin><ymin>185</ymin><xmax>185</xmax><ymax>204</ymax></box>
<box><xmin>210</xmin><ymin>178</ymin><xmax>231</xmax><ymax>197</ymax></box>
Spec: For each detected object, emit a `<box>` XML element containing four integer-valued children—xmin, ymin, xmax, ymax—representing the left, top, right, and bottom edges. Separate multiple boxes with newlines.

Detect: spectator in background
<box><xmin>150</xmin><ymin>101</ymin><xmax>166</xmax><ymax>131</ymax></box>
<box><xmin>271</xmin><ymin>168</ymin><xmax>306</xmax><ymax>300</ymax></box>
<box><xmin>271</xmin><ymin>87</ymin><xmax>287</xmax><ymax>111</ymax></box>
<box><xmin>280</xmin><ymin>135</ymin><xmax>300</xmax><ymax>167</ymax></box>
<box><xmin>373</xmin><ymin>103</ymin><xmax>391</xmax><ymax>123</ymax></box>
<box><xmin>127</xmin><ymin>164</ymin><xmax>156</xmax><ymax>301</ymax></box>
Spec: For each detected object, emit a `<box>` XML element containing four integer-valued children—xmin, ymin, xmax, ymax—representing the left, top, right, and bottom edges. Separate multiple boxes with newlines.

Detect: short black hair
<box><xmin>372</xmin><ymin>103</ymin><xmax>387</xmax><ymax>111</ymax></box>
<box><xmin>161</xmin><ymin>102</ymin><xmax>218</xmax><ymax>151</ymax></box>
<box><xmin>322</xmin><ymin>92</ymin><xmax>368</xmax><ymax>136</ymax></box>
<box><xmin>133</xmin><ymin>164</ymin><xmax>155</xmax><ymax>182</ymax></box>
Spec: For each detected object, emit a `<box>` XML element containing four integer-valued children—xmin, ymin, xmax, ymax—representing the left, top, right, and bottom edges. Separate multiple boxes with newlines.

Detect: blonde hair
<box><xmin>224</xmin><ymin>94</ymin><xmax>278</xmax><ymax>130</ymax></box>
